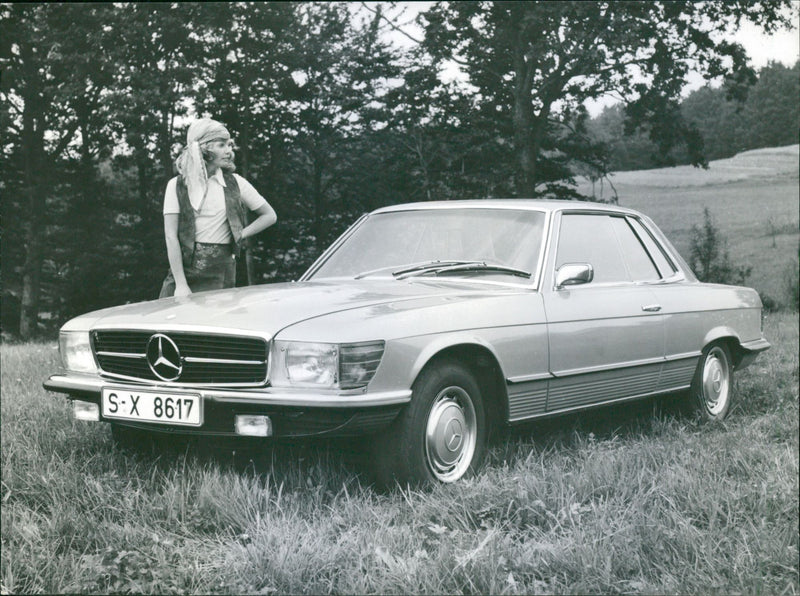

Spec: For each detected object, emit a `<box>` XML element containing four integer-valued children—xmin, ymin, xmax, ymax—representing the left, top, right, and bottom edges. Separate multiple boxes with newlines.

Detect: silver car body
<box><xmin>45</xmin><ymin>200</ymin><xmax>769</xmax><ymax>471</ymax></box>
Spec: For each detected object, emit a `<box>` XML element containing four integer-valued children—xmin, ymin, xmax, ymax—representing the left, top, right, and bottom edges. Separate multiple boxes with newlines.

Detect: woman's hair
<box><xmin>175</xmin><ymin>119</ymin><xmax>230</xmax><ymax>210</ymax></box>
<box><xmin>200</xmin><ymin>145</ymin><xmax>215</xmax><ymax>162</ymax></box>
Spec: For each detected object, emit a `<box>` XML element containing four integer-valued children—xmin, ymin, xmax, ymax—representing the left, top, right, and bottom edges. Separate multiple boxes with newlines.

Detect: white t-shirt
<box><xmin>163</xmin><ymin>171</ymin><xmax>269</xmax><ymax>244</ymax></box>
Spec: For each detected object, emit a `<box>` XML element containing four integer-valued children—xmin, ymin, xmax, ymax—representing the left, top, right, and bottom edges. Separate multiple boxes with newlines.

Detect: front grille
<box><xmin>92</xmin><ymin>330</ymin><xmax>268</xmax><ymax>387</ymax></box>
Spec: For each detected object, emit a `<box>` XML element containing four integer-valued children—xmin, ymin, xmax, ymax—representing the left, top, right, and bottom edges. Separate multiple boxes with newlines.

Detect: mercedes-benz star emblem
<box><xmin>146</xmin><ymin>334</ymin><xmax>183</xmax><ymax>381</ymax></box>
<box><xmin>445</xmin><ymin>419</ymin><xmax>463</xmax><ymax>452</ymax></box>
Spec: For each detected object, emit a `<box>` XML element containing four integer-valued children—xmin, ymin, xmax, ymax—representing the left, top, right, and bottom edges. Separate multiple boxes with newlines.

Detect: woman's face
<box><xmin>203</xmin><ymin>138</ymin><xmax>236</xmax><ymax>172</ymax></box>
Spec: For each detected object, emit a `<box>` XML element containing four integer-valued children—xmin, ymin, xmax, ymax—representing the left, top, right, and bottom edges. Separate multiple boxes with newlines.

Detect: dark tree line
<box><xmin>589</xmin><ymin>61</ymin><xmax>800</xmax><ymax>171</ymax></box>
<box><xmin>1</xmin><ymin>1</ymin><xmax>794</xmax><ymax>339</ymax></box>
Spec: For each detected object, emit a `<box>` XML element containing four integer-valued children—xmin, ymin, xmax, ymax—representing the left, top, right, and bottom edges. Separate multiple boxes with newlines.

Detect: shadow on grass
<box><xmin>491</xmin><ymin>392</ymin><xmax>693</xmax><ymax>467</ymax></box>
<box><xmin>110</xmin><ymin>393</ymin><xmax>696</xmax><ymax>490</ymax></box>
<box><xmin>112</xmin><ymin>429</ymin><xmax>373</xmax><ymax>489</ymax></box>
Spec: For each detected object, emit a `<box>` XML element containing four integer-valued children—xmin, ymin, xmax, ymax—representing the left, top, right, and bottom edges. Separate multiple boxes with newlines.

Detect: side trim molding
<box><xmin>552</xmin><ymin>356</ymin><xmax>665</xmax><ymax>378</ymax></box>
<box><xmin>509</xmin><ymin>384</ymin><xmax>691</xmax><ymax>424</ymax></box>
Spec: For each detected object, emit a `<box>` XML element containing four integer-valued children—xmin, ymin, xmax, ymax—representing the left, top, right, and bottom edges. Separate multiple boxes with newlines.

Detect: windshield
<box><xmin>309</xmin><ymin>208</ymin><xmax>546</xmax><ymax>282</ymax></box>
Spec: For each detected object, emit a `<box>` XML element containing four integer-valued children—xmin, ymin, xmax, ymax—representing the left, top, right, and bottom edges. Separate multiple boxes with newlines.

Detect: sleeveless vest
<box><xmin>175</xmin><ymin>173</ymin><xmax>246</xmax><ymax>260</ymax></box>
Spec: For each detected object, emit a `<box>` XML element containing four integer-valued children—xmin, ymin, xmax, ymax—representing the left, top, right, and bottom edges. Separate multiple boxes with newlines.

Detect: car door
<box><xmin>542</xmin><ymin>211</ymin><xmax>666</xmax><ymax>412</ymax></box>
<box><xmin>622</xmin><ymin>215</ymin><xmax>702</xmax><ymax>393</ymax></box>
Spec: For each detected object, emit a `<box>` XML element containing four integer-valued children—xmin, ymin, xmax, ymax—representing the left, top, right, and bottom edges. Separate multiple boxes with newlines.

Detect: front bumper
<box><xmin>44</xmin><ymin>374</ymin><xmax>410</xmax><ymax>438</ymax></box>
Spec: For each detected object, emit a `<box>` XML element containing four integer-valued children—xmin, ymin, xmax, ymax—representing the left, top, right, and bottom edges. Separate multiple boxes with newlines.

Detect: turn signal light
<box><xmin>235</xmin><ymin>415</ymin><xmax>272</xmax><ymax>437</ymax></box>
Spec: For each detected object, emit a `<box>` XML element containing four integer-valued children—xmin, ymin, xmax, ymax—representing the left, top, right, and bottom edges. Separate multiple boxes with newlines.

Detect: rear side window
<box><xmin>627</xmin><ymin>217</ymin><xmax>678</xmax><ymax>278</ymax></box>
<box><xmin>609</xmin><ymin>217</ymin><xmax>660</xmax><ymax>282</ymax></box>
<box><xmin>556</xmin><ymin>213</ymin><xmax>661</xmax><ymax>284</ymax></box>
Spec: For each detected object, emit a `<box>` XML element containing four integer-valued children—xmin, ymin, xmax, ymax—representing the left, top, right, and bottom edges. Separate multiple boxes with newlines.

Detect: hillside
<box><xmin>577</xmin><ymin>145</ymin><xmax>799</xmax><ymax>306</ymax></box>
<box><xmin>579</xmin><ymin>145</ymin><xmax>799</xmax><ymax>193</ymax></box>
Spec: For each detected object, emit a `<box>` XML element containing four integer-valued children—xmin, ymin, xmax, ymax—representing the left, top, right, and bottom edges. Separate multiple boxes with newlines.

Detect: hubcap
<box><xmin>702</xmin><ymin>347</ymin><xmax>730</xmax><ymax>416</ymax></box>
<box><xmin>425</xmin><ymin>386</ymin><xmax>477</xmax><ymax>482</ymax></box>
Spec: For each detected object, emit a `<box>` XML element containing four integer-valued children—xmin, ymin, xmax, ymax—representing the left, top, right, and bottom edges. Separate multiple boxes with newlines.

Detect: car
<box><xmin>45</xmin><ymin>200</ymin><xmax>770</xmax><ymax>486</ymax></box>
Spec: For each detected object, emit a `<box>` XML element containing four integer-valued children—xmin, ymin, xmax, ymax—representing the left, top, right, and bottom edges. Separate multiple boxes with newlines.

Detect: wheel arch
<box><xmin>702</xmin><ymin>327</ymin><xmax>746</xmax><ymax>368</ymax></box>
<box><xmin>410</xmin><ymin>339</ymin><xmax>509</xmax><ymax>435</ymax></box>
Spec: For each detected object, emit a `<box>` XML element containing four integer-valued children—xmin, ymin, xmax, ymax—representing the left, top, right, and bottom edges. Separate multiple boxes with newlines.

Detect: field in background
<box><xmin>1</xmin><ymin>312</ymin><xmax>797</xmax><ymax>594</ymax></box>
<box><xmin>577</xmin><ymin>144</ymin><xmax>799</xmax><ymax>305</ymax></box>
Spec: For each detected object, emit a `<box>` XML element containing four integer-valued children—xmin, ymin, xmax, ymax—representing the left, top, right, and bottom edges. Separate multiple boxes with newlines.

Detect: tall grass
<box><xmin>2</xmin><ymin>313</ymin><xmax>798</xmax><ymax>594</ymax></box>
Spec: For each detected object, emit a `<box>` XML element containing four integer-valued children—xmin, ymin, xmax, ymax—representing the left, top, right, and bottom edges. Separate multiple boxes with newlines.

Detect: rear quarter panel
<box><xmin>651</xmin><ymin>282</ymin><xmax>764</xmax><ymax>358</ymax></box>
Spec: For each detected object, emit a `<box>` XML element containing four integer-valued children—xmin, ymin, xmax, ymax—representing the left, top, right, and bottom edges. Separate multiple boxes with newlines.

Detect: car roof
<box><xmin>371</xmin><ymin>199</ymin><xmax>641</xmax><ymax>216</ymax></box>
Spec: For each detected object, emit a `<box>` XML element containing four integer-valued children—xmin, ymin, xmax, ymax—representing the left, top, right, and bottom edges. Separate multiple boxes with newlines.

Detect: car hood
<box><xmin>63</xmin><ymin>279</ymin><xmax>525</xmax><ymax>339</ymax></box>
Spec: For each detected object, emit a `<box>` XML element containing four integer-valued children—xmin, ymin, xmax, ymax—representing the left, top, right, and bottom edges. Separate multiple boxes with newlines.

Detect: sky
<box><xmin>734</xmin><ymin>16</ymin><xmax>800</xmax><ymax>68</ymax></box>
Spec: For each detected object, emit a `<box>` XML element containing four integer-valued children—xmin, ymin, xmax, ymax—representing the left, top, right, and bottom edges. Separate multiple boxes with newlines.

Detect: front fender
<box><xmin>369</xmin><ymin>321</ymin><xmax>549</xmax><ymax>396</ymax></box>
<box><xmin>366</xmin><ymin>331</ymin><xmax>512</xmax><ymax>395</ymax></box>
<box><xmin>406</xmin><ymin>332</ymin><xmax>505</xmax><ymax>387</ymax></box>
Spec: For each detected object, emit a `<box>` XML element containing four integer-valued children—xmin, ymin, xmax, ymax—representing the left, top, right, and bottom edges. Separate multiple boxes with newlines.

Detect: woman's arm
<box><xmin>241</xmin><ymin>202</ymin><xmax>277</xmax><ymax>240</ymax></box>
<box><xmin>164</xmin><ymin>214</ymin><xmax>192</xmax><ymax>296</ymax></box>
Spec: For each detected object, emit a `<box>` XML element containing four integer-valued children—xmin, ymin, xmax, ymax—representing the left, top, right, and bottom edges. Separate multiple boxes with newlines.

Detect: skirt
<box><xmin>159</xmin><ymin>242</ymin><xmax>236</xmax><ymax>298</ymax></box>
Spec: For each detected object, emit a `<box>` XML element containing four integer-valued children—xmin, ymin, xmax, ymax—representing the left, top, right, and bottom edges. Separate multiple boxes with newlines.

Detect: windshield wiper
<box><xmin>395</xmin><ymin>260</ymin><xmax>531</xmax><ymax>280</ymax></box>
<box><xmin>392</xmin><ymin>260</ymin><xmax>478</xmax><ymax>277</ymax></box>
<box><xmin>355</xmin><ymin>260</ymin><xmax>464</xmax><ymax>279</ymax></box>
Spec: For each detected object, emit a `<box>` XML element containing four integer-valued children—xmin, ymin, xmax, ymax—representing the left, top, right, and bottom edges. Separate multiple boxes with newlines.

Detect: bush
<box><xmin>688</xmin><ymin>207</ymin><xmax>752</xmax><ymax>285</ymax></box>
<box><xmin>760</xmin><ymin>293</ymin><xmax>780</xmax><ymax>313</ymax></box>
<box><xmin>783</xmin><ymin>259</ymin><xmax>799</xmax><ymax>311</ymax></box>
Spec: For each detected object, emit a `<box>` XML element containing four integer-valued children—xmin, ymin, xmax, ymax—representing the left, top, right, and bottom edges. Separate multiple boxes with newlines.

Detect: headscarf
<box><xmin>175</xmin><ymin>118</ymin><xmax>231</xmax><ymax>211</ymax></box>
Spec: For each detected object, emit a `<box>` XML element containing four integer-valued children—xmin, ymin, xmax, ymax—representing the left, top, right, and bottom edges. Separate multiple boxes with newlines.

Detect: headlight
<box><xmin>59</xmin><ymin>331</ymin><xmax>97</xmax><ymax>373</ymax></box>
<box><xmin>271</xmin><ymin>340</ymin><xmax>384</xmax><ymax>389</ymax></box>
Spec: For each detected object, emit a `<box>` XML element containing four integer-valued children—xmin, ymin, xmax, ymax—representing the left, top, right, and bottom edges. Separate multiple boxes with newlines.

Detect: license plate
<box><xmin>102</xmin><ymin>388</ymin><xmax>202</xmax><ymax>426</ymax></box>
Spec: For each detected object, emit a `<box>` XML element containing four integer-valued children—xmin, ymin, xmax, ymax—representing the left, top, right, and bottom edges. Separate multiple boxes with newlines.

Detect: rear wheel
<box><xmin>687</xmin><ymin>342</ymin><xmax>734</xmax><ymax>421</ymax></box>
<box><xmin>373</xmin><ymin>359</ymin><xmax>487</xmax><ymax>487</ymax></box>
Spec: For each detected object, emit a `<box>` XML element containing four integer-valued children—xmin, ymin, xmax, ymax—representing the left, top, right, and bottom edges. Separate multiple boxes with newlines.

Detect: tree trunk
<box><xmin>20</xmin><ymin>219</ymin><xmax>44</xmax><ymax>339</ymax></box>
<box><xmin>135</xmin><ymin>146</ymin><xmax>153</xmax><ymax>221</ymax></box>
<box><xmin>312</xmin><ymin>153</ymin><xmax>325</xmax><ymax>254</ymax></box>
<box><xmin>79</xmin><ymin>117</ymin><xmax>97</xmax><ymax>219</ymax></box>
<box><xmin>238</xmin><ymin>125</ymin><xmax>255</xmax><ymax>285</ymax></box>
<box><xmin>512</xmin><ymin>98</ymin><xmax>535</xmax><ymax>197</ymax></box>
<box><xmin>19</xmin><ymin>99</ymin><xmax>45</xmax><ymax>339</ymax></box>
<box><xmin>511</xmin><ymin>25</ymin><xmax>536</xmax><ymax>197</ymax></box>
<box><xmin>161</xmin><ymin>107</ymin><xmax>173</xmax><ymax>179</ymax></box>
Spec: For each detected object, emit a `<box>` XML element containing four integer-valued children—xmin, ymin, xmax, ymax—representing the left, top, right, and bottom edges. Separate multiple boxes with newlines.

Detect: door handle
<box><xmin>642</xmin><ymin>304</ymin><xmax>662</xmax><ymax>312</ymax></box>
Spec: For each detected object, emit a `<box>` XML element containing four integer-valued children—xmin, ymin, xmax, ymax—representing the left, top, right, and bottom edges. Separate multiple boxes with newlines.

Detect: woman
<box><xmin>159</xmin><ymin>118</ymin><xmax>276</xmax><ymax>297</ymax></box>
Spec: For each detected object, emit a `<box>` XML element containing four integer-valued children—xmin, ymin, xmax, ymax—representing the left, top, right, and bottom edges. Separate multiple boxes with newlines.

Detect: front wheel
<box><xmin>687</xmin><ymin>342</ymin><xmax>734</xmax><ymax>421</ymax></box>
<box><xmin>373</xmin><ymin>359</ymin><xmax>487</xmax><ymax>487</ymax></box>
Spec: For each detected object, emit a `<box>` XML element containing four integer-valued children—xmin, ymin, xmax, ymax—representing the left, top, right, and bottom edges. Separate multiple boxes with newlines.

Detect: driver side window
<box><xmin>556</xmin><ymin>214</ymin><xmax>660</xmax><ymax>284</ymax></box>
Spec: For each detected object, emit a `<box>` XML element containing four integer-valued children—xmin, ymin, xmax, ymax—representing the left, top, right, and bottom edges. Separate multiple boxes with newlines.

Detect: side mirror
<box><xmin>555</xmin><ymin>263</ymin><xmax>594</xmax><ymax>289</ymax></box>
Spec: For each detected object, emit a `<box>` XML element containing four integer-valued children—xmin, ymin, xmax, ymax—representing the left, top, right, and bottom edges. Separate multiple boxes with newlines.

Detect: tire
<box><xmin>687</xmin><ymin>342</ymin><xmax>734</xmax><ymax>422</ymax></box>
<box><xmin>373</xmin><ymin>359</ymin><xmax>487</xmax><ymax>487</ymax></box>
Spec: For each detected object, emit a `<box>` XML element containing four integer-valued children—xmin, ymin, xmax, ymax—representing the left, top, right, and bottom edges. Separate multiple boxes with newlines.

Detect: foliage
<box><xmin>417</xmin><ymin>1</ymin><xmax>795</xmax><ymax>195</ymax></box>
<box><xmin>588</xmin><ymin>61</ymin><xmax>800</xmax><ymax>170</ymax></box>
<box><xmin>0</xmin><ymin>2</ymin><xmax>796</xmax><ymax>338</ymax></box>
<box><xmin>689</xmin><ymin>208</ymin><xmax>752</xmax><ymax>286</ymax></box>
<box><xmin>783</xmin><ymin>259</ymin><xmax>800</xmax><ymax>312</ymax></box>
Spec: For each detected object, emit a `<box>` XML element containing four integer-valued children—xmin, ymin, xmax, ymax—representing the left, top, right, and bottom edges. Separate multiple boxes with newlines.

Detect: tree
<box><xmin>0</xmin><ymin>3</ymin><xmax>124</xmax><ymax>337</ymax></box>
<box><xmin>418</xmin><ymin>1</ymin><xmax>795</xmax><ymax>197</ymax></box>
<box><xmin>280</xmin><ymin>3</ymin><xmax>402</xmax><ymax>251</ymax></box>
<box><xmin>738</xmin><ymin>61</ymin><xmax>800</xmax><ymax>151</ymax></box>
<box><xmin>593</xmin><ymin>60</ymin><xmax>800</xmax><ymax>170</ymax></box>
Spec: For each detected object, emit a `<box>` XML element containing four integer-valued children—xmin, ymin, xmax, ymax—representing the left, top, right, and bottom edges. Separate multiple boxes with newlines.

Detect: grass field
<box><xmin>2</xmin><ymin>148</ymin><xmax>798</xmax><ymax>594</ymax></box>
<box><xmin>578</xmin><ymin>144</ymin><xmax>799</xmax><ymax>306</ymax></box>
<box><xmin>1</xmin><ymin>315</ymin><xmax>797</xmax><ymax>594</ymax></box>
